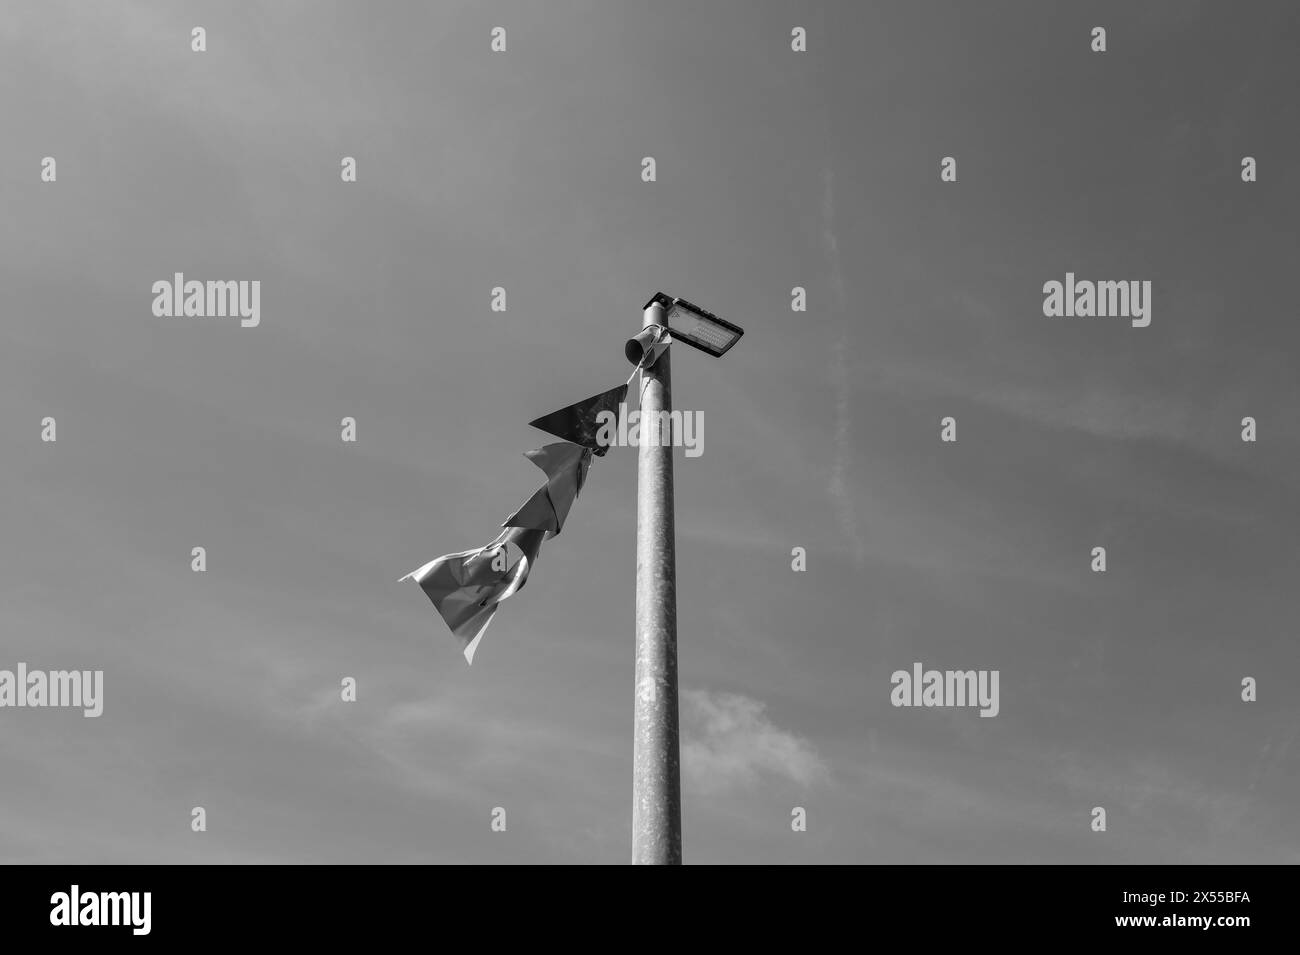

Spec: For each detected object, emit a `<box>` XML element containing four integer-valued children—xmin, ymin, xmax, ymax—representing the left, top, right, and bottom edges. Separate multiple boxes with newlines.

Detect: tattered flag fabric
<box><xmin>406</xmin><ymin>384</ymin><xmax>626</xmax><ymax>663</ymax></box>
<box><xmin>401</xmin><ymin>526</ymin><xmax>547</xmax><ymax>664</ymax></box>
<box><xmin>503</xmin><ymin>442</ymin><xmax>592</xmax><ymax>536</ymax></box>
<box><xmin>527</xmin><ymin>383</ymin><xmax>628</xmax><ymax>456</ymax></box>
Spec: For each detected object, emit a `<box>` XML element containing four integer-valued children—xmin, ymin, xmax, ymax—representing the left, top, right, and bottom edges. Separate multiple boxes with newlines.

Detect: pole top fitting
<box><xmin>643</xmin><ymin>292</ymin><xmax>675</xmax><ymax>313</ymax></box>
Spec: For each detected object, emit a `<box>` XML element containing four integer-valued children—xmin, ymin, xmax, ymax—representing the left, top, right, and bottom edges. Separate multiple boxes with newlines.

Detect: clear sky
<box><xmin>2</xmin><ymin>0</ymin><xmax>1297</xmax><ymax>863</ymax></box>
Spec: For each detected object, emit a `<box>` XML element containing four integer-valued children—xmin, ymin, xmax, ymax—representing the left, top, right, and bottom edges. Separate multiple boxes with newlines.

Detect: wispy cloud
<box><xmin>821</xmin><ymin>166</ymin><xmax>846</xmax><ymax>308</ymax></box>
<box><xmin>682</xmin><ymin>688</ymin><xmax>828</xmax><ymax>794</ymax></box>
<box><xmin>822</xmin><ymin>165</ymin><xmax>865</xmax><ymax>567</ymax></box>
<box><xmin>827</xmin><ymin>338</ymin><xmax>865</xmax><ymax>567</ymax></box>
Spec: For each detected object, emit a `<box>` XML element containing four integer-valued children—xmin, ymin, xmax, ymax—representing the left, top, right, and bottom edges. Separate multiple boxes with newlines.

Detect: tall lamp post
<box><xmin>627</xmin><ymin>293</ymin><xmax>744</xmax><ymax>865</ymax></box>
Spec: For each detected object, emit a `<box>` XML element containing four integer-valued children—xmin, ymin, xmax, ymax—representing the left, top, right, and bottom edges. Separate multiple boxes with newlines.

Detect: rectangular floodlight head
<box><xmin>643</xmin><ymin>293</ymin><xmax>744</xmax><ymax>357</ymax></box>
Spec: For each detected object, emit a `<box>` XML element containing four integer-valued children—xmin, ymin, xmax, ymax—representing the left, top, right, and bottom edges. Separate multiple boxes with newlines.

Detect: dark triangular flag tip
<box><xmin>527</xmin><ymin>383</ymin><xmax>628</xmax><ymax>456</ymax></box>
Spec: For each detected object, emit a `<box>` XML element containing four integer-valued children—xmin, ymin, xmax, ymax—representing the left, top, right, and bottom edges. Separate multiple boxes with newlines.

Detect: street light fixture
<box><xmin>642</xmin><ymin>292</ymin><xmax>745</xmax><ymax>358</ymax></box>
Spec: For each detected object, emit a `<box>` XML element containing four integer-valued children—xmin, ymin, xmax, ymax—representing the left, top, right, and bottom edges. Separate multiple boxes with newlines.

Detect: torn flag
<box><xmin>400</xmin><ymin>526</ymin><xmax>547</xmax><ymax>664</ymax></box>
<box><xmin>527</xmin><ymin>383</ymin><xmax>628</xmax><ymax>456</ymax></box>
<box><xmin>406</xmin><ymin>383</ymin><xmax>625</xmax><ymax>664</ymax></box>
<box><xmin>503</xmin><ymin>442</ymin><xmax>592</xmax><ymax>536</ymax></box>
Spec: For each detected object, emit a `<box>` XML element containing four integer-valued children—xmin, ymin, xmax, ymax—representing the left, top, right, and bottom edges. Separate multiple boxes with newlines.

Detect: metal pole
<box><xmin>632</xmin><ymin>299</ymin><xmax>682</xmax><ymax>864</ymax></box>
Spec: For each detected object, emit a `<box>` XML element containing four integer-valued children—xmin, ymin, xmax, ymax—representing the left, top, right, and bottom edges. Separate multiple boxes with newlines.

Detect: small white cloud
<box><xmin>682</xmin><ymin>688</ymin><xmax>828</xmax><ymax>794</ymax></box>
